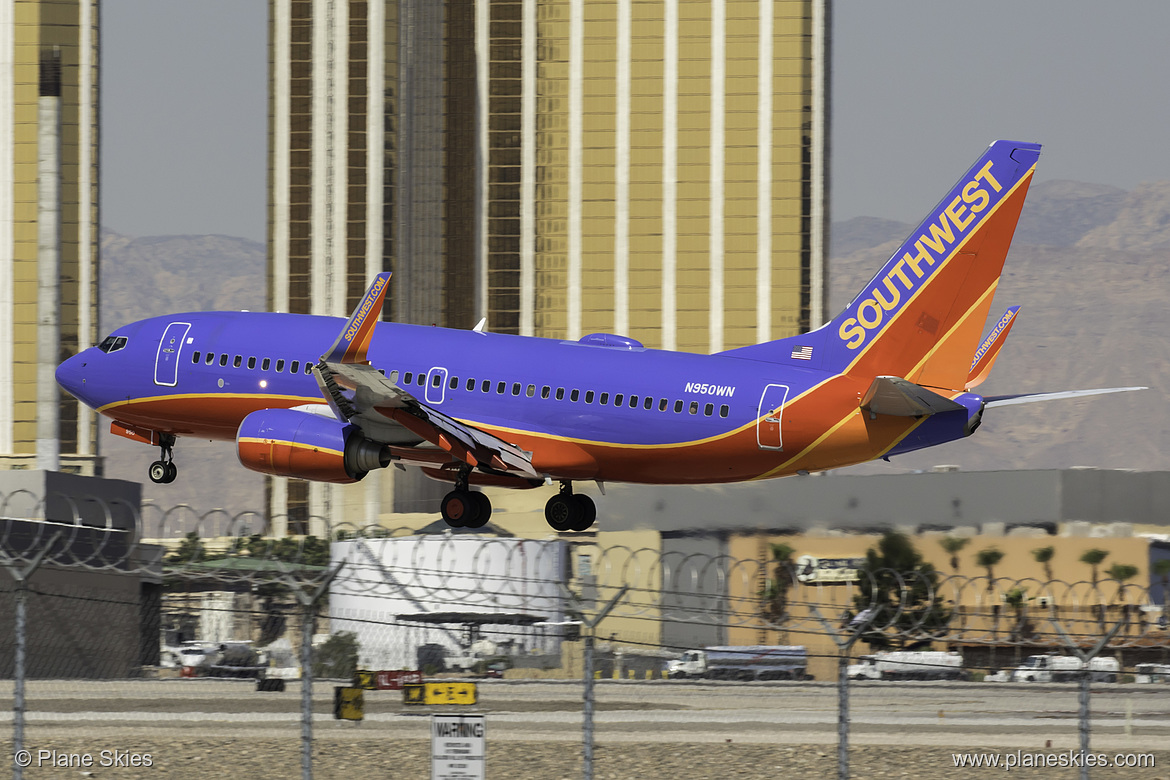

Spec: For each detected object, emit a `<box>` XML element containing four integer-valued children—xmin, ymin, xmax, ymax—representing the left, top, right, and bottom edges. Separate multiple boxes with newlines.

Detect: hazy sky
<box><xmin>101</xmin><ymin>0</ymin><xmax>1170</xmax><ymax>242</ymax></box>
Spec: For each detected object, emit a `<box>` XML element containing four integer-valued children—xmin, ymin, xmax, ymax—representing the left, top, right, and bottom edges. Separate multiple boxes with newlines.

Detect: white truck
<box><xmin>1010</xmin><ymin>654</ymin><xmax>1119</xmax><ymax>683</ymax></box>
<box><xmin>847</xmin><ymin>651</ymin><xmax>965</xmax><ymax>681</ymax></box>
<box><xmin>667</xmin><ymin>646</ymin><xmax>809</xmax><ymax>681</ymax></box>
<box><xmin>1134</xmin><ymin>663</ymin><xmax>1170</xmax><ymax>684</ymax></box>
<box><xmin>445</xmin><ymin>639</ymin><xmax>500</xmax><ymax>673</ymax></box>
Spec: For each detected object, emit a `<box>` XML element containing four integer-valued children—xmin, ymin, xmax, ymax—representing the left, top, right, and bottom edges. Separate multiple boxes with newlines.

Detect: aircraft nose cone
<box><xmin>56</xmin><ymin>352</ymin><xmax>88</xmax><ymax>400</ymax></box>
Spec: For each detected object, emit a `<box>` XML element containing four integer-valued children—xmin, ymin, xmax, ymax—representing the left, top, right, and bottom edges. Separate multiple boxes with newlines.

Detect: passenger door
<box><xmin>154</xmin><ymin>322</ymin><xmax>192</xmax><ymax>387</ymax></box>
<box><xmin>756</xmin><ymin>383</ymin><xmax>790</xmax><ymax>450</ymax></box>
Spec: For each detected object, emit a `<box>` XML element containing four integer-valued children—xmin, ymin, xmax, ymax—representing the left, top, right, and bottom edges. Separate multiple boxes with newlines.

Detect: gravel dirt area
<box><xmin>3</xmin><ymin>740</ymin><xmax>1169</xmax><ymax>780</ymax></box>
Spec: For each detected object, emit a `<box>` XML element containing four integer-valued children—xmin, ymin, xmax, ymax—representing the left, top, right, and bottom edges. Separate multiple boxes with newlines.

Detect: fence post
<box><xmin>2</xmin><ymin>531</ymin><xmax>60</xmax><ymax>780</ymax></box>
<box><xmin>1049</xmin><ymin>614</ymin><xmax>1126</xmax><ymax>780</ymax></box>
<box><xmin>282</xmin><ymin>562</ymin><xmax>345</xmax><ymax>780</ymax></box>
<box><xmin>559</xmin><ymin>583</ymin><xmax>628</xmax><ymax>780</ymax></box>
<box><xmin>808</xmin><ymin>605</ymin><xmax>876</xmax><ymax>780</ymax></box>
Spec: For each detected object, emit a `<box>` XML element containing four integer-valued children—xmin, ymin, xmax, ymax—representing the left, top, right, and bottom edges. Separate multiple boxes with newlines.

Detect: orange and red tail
<box><xmin>825</xmin><ymin>140</ymin><xmax>1040</xmax><ymax>390</ymax></box>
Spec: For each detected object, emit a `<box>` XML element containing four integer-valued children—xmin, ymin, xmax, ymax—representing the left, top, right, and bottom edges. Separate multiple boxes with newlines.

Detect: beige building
<box><xmin>0</xmin><ymin>0</ymin><xmax>100</xmax><ymax>475</ymax></box>
<box><xmin>265</xmin><ymin>0</ymin><xmax>829</xmax><ymax>529</ymax></box>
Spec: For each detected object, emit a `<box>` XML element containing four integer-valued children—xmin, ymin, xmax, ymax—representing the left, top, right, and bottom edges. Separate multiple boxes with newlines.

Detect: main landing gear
<box><xmin>148</xmin><ymin>434</ymin><xmax>178</xmax><ymax>484</ymax></box>
<box><xmin>544</xmin><ymin>481</ymin><xmax>596</xmax><ymax>533</ymax></box>
<box><xmin>441</xmin><ymin>466</ymin><xmax>492</xmax><ymax>529</ymax></box>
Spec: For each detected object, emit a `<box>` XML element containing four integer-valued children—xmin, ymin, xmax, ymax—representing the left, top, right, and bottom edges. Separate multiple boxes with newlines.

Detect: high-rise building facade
<box><xmin>0</xmin><ymin>0</ymin><xmax>100</xmax><ymax>476</ymax></box>
<box><xmin>267</xmin><ymin>0</ymin><xmax>828</xmax><ymax>530</ymax></box>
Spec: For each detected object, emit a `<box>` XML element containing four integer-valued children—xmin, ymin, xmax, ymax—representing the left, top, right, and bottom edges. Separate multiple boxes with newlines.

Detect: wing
<box><xmin>313</xmin><ymin>273</ymin><xmax>540</xmax><ymax>481</ymax></box>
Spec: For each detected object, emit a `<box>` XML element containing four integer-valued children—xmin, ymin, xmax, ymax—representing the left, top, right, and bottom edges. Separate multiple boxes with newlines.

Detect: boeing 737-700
<box><xmin>56</xmin><ymin>140</ymin><xmax>1142</xmax><ymax>531</ymax></box>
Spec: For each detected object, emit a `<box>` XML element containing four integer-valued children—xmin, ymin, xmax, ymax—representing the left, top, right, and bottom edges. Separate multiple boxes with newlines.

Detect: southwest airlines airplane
<box><xmin>56</xmin><ymin>141</ymin><xmax>1141</xmax><ymax>532</ymax></box>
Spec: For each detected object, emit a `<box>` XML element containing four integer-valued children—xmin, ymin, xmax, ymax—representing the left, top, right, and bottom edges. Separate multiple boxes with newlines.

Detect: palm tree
<box><xmin>1004</xmin><ymin>587</ymin><xmax>1033</xmax><ymax>666</ymax></box>
<box><xmin>1079</xmin><ymin>548</ymin><xmax>1110</xmax><ymax>586</ymax></box>
<box><xmin>975</xmin><ymin>548</ymin><xmax>1004</xmax><ymax>591</ymax></box>
<box><xmin>1031</xmin><ymin>545</ymin><xmax>1055</xmax><ymax>582</ymax></box>
<box><xmin>1107</xmin><ymin>563</ymin><xmax>1139</xmax><ymax>600</ymax></box>
<box><xmin>761</xmin><ymin>542</ymin><xmax>796</xmax><ymax>624</ymax></box>
<box><xmin>939</xmin><ymin>536</ymin><xmax>970</xmax><ymax>575</ymax></box>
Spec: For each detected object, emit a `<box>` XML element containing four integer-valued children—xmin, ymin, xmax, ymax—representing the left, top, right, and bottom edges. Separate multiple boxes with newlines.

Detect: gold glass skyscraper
<box><xmin>0</xmin><ymin>0</ymin><xmax>100</xmax><ymax>475</ymax></box>
<box><xmin>267</xmin><ymin>0</ymin><xmax>828</xmax><ymax>528</ymax></box>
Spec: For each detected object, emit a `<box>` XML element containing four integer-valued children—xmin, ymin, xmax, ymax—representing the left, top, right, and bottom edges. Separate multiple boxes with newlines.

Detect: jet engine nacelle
<box><xmin>236</xmin><ymin>408</ymin><xmax>390</xmax><ymax>484</ymax></box>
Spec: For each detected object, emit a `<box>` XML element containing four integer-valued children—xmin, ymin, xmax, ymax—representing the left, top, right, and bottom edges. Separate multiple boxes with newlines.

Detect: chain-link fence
<box><xmin>3</xmin><ymin>494</ymin><xmax>1170</xmax><ymax>779</ymax></box>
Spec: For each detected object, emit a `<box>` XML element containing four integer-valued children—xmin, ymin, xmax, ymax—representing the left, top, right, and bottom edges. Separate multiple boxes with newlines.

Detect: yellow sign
<box><xmin>403</xmin><ymin>682</ymin><xmax>478</xmax><ymax>706</ymax></box>
<box><xmin>334</xmin><ymin>686</ymin><xmax>364</xmax><ymax>721</ymax></box>
<box><xmin>354</xmin><ymin>670</ymin><xmax>377</xmax><ymax>690</ymax></box>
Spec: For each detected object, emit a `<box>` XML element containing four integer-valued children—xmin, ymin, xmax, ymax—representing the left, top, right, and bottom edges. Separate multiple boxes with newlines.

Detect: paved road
<box><xmin>3</xmin><ymin>679</ymin><xmax>1169</xmax><ymax>751</ymax></box>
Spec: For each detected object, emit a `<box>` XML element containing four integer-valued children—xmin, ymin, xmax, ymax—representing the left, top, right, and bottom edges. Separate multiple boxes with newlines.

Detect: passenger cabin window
<box><xmin>233</xmin><ymin>355</ymin><xmax>242</xmax><ymax>368</ymax></box>
<box><xmin>629</xmin><ymin>396</ymin><xmax>639</xmax><ymax>409</ymax></box>
<box><xmin>416</xmin><ymin>373</ymin><xmax>425</xmax><ymax>385</ymax></box>
<box><xmin>541</xmin><ymin>386</ymin><xmax>550</xmax><ymax>399</ymax></box>
<box><xmin>466</xmin><ymin>378</ymin><xmax>475</xmax><ymax>391</ymax></box>
<box><xmin>276</xmin><ymin>359</ymin><xmax>285</xmax><ymax>372</ymax></box>
<box><xmin>404</xmin><ymin>371</ymin><xmax>413</xmax><ymax>384</ymax></box>
<box><xmin>97</xmin><ymin>335</ymin><xmax>128</xmax><ymax>353</ymax></box>
<box><xmin>720</xmin><ymin>405</ymin><xmax>729</xmax><ymax>418</ymax></box>
<box><xmin>643</xmin><ymin>397</ymin><xmax>653</xmax><ymax>410</ymax></box>
<box><xmin>570</xmin><ymin>389</ymin><xmax>580</xmax><ymax>402</ymax></box>
<box><xmin>659</xmin><ymin>398</ymin><xmax>668</xmax><ymax>411</ymax></box>
<box><xmin>600</xmin><ymin>393</ymin><xmax>609</xmax><ymax>405</ymax></box>
<box><xmin>512</xmin><ymin>383</ymin><xmax>521</xmax><ymax>396</ymax></box>
<box><xmin>191</xmin><ymin>351</ymin><xmax>200</xmax><ymax>364</ymax></box>
<box><xmin>674</xmin><ymin>400</ymin><xmax>683</xmax><ymax>413</ymax></box>
<box><xmin>481</xmin><ymin>380</ymin><xmax>490</xmax><ymax>392</ymax></box>
<box><xmin>613</xmin><ymin>394</ymin><xmax>623</xmax><ymax>406</ymax></box>
<box><xmin>247</xmin><ymin>356</ymin><xmax>257</xmax><ymax>370</ymax></box>
<box><xmin>306</xmin><ymin>363</ymin><xmax>314</xmax><ymax>374</ymax></box>
<box><xmin>291</xmin><ymin>360</ymin><xmax>300</xmax><ymax>374</ymax></box>
<box><xmin>585</xmin><ymin>391</ymin><xmax>594</xmax><ymax>404</ymax></box>
<box><xmin>704</xmin><ymin>403</ymin><xmax>714</xmax><ymax>416</ymax></box>
<box><xmin>526</xmin><ymin>384</ymin><xmax>535</xmax><ymax>397</ymax></box>
<box><xmin>220</xmin><ymin>354</ymin><xmax>229</xmax><ymax>367</ymax></box>
<box><xmin>389</xmin><ymin>370</ymin><xmax>399</xmax><ymax>383</ymax></box>
<box><xmin>497</xmin><ymin>381</ymin><xmax>506</xmax><ymax>394</ymax></box>
<box><xmin>205</xmin><ymin>353</ymin><xmax>215</xmax><ymax>365</ymax></box>
<box><xmin>689</xmin><ymin>402</ymin><xmax>699</xmax><ymax>415</ymax></box>
<box><xmin>555</xmin><ymin>388</ymin><xmax>565</xmax><ymax>401</ymax></box>
<box><xmin>262</xmin><ymin>358</ymin><xmax>271</xmax><ymax>371</ymax></box>
<box><xmin>449</xmin><ymin>376</ymin><xmax>458</xmax><ymax>390</ymax></box>
<box><xmin>432</xmin><ymin>374</ymin><xmax>442</xmax><ymax>387</ymax></box>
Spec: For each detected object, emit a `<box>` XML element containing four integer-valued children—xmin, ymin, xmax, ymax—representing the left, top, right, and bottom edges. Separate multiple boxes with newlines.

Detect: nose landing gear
<box><xmin>544</xmin><ymin>481</ymin><xmax>596</xmax><ymax>532</ymax></box>
<box><xmin>148</xmin><ymin>434</ymin><xmax>178</xmax><ymax>484</ymax></box>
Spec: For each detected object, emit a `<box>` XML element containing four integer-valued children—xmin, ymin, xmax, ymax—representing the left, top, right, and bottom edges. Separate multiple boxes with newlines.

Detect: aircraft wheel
<box><xmin>441</xmin><ymin>490</ymin><xmax>478</xmax><ymax>528</ymax></box>
<box><xmin>164</xmin><ymin>462</ymin><xmax>178</xmax><ymax>483</ymax></box>
<box><xmin>149</xmin><ymin>461</ymin><xmax>169</xmax><ymax>484</ymax></box>
<box><xmin>570</xmin><ymin>494</ymin><xmax>596</xmax><ymax>531</ymax></box>
<box><xmin>545</xmin><ymin>493</ymin><xmax>580</xmax><ymax>532</ymax></box>
<box><xmin>463</xmin><ymin>492</ymin><xmax>492</xmax><ymax>529</ymax></box>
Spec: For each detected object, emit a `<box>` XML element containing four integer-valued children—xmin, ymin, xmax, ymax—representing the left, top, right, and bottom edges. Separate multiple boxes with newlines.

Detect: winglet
<box><xmin>323</xmin><ymin>272</ymin><xmax>391</xmax><ymax>365</ymax></box>
<box><xmin>966</xmin><ymin>306</ymin><xmax>1020</xmax><ymax>389</ymax></box>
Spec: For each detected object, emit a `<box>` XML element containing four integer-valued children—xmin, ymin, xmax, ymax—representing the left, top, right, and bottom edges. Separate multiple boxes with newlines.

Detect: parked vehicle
<box><xmin>1134</xmin><ymin>663</ymin><xmax>1170</xmax><ymax>684</ymax></box>
<box><xmin>847</xmin><ymin>651</ymin><xmax>965</xmax><ymax>681</ymax></box>
<box><xmin>1010</xmin><ymin>654</ymin><xmax>1119</xmax><ymax>683</ymax></box>
<box><xmin>446</xmin><ymin>639</ymin><xmax>501</xmax><ymax>673</ymax></box>
<box><xmin>667</xmin><ymin>646</ymin><xmax>809</xmax><ymax>681</ymax></box>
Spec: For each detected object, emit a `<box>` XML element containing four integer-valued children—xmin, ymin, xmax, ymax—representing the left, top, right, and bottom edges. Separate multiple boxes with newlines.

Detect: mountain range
<box><xmin>97</xmin><ymin>177</ymin><xmax>1170</xmax><ymax>518</ymax></box>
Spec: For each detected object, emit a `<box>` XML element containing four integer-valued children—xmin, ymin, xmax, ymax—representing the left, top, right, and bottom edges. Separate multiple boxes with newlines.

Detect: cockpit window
<box><xmin>97</xmin><ymin>335</ymin><xmax>127</xmax><ymax>353</ymax></box>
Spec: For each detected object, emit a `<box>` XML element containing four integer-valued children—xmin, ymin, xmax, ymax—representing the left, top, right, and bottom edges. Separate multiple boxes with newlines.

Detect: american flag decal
<box><xmin>790</xmin><ymin>345</ymin><xmax>813</xmax><ymax>360</ymax></box>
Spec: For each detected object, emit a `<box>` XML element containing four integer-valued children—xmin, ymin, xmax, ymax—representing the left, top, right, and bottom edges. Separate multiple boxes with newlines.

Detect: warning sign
<box><xmin>333</xmin><ymin>686</ymin><xmax>364</xmax><ymax>721</ymax></box>
<box><xmin>404</xmin><ymin>682</ymin><xmax>478</xmax><ymax>706</ymax></box>
<box><xmin>432</xmin><ymin>714</ymin><xmax>485</xmax><ymax>780</ymax></box>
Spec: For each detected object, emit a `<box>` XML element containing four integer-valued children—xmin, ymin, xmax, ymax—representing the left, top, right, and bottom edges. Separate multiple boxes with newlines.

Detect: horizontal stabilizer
<box><xmin>861</xmin><ymin>376</ymin><xmax>966</xmax><ymax>418</ymax></box>
<box><xmin>966</xmin><ymin>306</ymin><xmax>1019</xmax><ymax>389</ymax></box>
<box><xmin>986</xmin><ymin>386</ymin><xmax>1147</xmax><ymax>408</ymax></box>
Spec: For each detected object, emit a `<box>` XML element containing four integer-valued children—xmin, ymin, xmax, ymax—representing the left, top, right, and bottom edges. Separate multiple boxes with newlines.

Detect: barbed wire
<box><xmin>4</xmin><ymin>490</ymin><xmax>1169</xmax><ymax>652</ymax></box>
